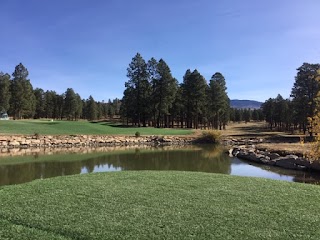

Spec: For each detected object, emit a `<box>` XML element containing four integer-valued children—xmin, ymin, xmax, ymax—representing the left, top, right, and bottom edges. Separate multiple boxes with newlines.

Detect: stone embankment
<box><xmin>0</xmin><ymin>135</ymin><xmax>195</xmax><ymax>149</ymax></box>
<box><xmin>225</xmin><ymin>137</ymin><xmax>320</xmax><ymax>172</ymax></box>
<box><xmin>0</xmin><ymin>145</ymin><xmax>193</xmax><ymax>158</ymax></box>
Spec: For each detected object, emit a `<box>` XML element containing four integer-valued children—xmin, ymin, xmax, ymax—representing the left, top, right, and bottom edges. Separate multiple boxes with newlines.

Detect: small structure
<box><xmin>0</xmin><ymin>111</ymin><xmax>9</xmax><ymax>120</ymax></box>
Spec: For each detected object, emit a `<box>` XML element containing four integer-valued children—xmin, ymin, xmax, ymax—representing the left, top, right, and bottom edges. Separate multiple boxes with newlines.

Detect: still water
<box><xmin>0</xmin><ymin>145</ymin><xmax>319</xmax><ymax>186</ymax></box>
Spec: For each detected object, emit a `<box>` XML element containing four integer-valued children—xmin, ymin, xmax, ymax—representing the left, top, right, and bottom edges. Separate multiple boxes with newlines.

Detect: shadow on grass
<box><xmin>89</xmin><ymin>120</ymin><xmax>139</xmax><ymax>128</ymax></box>
<box><xmin>231</xmin><ymin>125</ymin><xmax>270</xmax><ymax>133</ymax></box>
<box><xmin>28</xmin><ymin>122</ymin><xmax>60</xmax><ymax>125</ymax></box>
<box><xmin>104</xmin><ymin>123</ymin><xmax>146</xmax><ymax>128</ymax></box>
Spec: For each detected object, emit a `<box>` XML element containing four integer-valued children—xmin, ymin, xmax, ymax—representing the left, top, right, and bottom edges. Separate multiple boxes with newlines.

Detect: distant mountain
<box><xmin>230</xmin><ymin>99</ymin><xmax>263</xmax><ymax>109</ymax></box>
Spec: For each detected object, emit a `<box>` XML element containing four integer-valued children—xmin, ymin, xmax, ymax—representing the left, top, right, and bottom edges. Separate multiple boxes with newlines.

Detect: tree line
<box><xmin>1</xmin><ymin>56</ymin><xmax>274</xmax><ymax>130</ymax></box>
<box><xmin>262</xmin><ymin>63</ymin><xmax>320</xmax><ymax>135</ymax></box>
<box><xmin>0</xmin><ymin>63</ymin><xmax>120</xmax><ymax>120</ymax></box>
<box><xmin>230</xmin><ymin>108</ymin><xmax>264</xmax><ymax>123</ymax></box>
<box><xmin>121</xmin><ymin>53</ymin><xmax>230</xmax><ymax>129</ymax></box>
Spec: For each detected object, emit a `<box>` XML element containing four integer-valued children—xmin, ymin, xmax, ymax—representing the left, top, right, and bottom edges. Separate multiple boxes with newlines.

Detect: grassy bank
<box><xmin>1</xmin><ymin>171</ymin><xmax>320</xmax><ymax>239</ymax></box>
<box><xmin>0</xmin><ymin>120</ymin><xmax>193</xmax><ymax>135</ymax></box>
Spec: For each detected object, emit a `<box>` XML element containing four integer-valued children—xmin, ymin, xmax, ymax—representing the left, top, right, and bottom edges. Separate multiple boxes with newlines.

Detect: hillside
<box><xmin>230</xmin><ymin>99</ymin><xmax>263</xmax><ymax>109</ymax></box>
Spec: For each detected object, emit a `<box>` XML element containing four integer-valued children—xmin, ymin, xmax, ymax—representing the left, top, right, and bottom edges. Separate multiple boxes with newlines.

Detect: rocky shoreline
<box><xmin>226</xmin><ymin>138</ymin><xmax>320</xmax><ymax>172</ymax></box>
<box><xmin>0</xmin><ymin>135</ymin><xmax>195</xmax><ymax>149</ymax></box>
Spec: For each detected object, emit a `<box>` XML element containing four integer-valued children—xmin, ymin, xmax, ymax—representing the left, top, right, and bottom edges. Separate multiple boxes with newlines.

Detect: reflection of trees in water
<box><xmin>0</xmin><ymin>146</ymin><xmax>230</xmax><ymax>186</ymax></box>
<box><xmin>0</xmin><ymin>161</ymin><xmax>82</xmax><ymax>186</ymax></box>
<box><xmin>83</xmin><ymin>145</ymin><xmax>231</xmax><ymax>174</ymax></box>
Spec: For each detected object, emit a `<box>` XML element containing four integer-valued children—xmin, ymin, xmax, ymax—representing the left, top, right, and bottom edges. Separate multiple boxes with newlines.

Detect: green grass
<box><xmin>0</xmin><ymin>120</ymin><xmax>193</xmax><ymax>135</ymax></box>
<box><xmin>1</xmin><ymin>171</ymin><xmax>320</xmax><ymax>239</ymax></box>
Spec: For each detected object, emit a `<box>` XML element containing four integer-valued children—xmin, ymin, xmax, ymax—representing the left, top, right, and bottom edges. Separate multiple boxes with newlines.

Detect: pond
<box><xmin>0</xmin><ymin>145</ymin><xmax>319</xmax><ymax>186</ymax></box>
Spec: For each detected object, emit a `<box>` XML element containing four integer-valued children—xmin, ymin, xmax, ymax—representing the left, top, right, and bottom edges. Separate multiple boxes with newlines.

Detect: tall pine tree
<box><xmin>181</xmin><ymin>70</ymin><xmax>207</xmax><ymax>128</ymax></box>
<box><xmin>64</xmin><ymin>88</ymin><xmax>78</xmax><ymax>120</ymax></box>
<box><xmin>291</xmin><ymin>63</ymin><xmax>320</xmax><ymax>134</ymax></box>
<box><xmin>208</xmin><ymin>72</ymin><xmax>229</xmax><ymax>129</ymax></box>
<box><xmin>125</xmin><ymin>53</ymin><xmax>151</xmax><ymax>126</ymax></box>
<box><xmin>153</xmin><ymin>59</ymin><xmax>178</xmax><ymax>128</ymax></box>
<box><xmin>10</xmin><ymin>63</ymin><xmax>36</xmax><ymax>119</ymax></box>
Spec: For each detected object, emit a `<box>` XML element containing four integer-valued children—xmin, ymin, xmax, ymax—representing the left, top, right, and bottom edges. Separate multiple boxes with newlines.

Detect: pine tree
<box><xmin>147</xmin><ymin>57</ymin><xmax>159</xmax><ymax>126</ymax></box>
<box><xmin>107</xmin><ymin>99</ymin><xmax>115</xmax><ymax>118</ymax></box>
<box><xmin>0</xmin><ymin>72</ymin><xmax>11</xmax><ymax>113</ymax></box>
<box><xmin>291</xmin><ymin>63</ymin><xmax>320</xmax><ymax>134</ymax></box>
<box><xmin>54</xmin><ymin>93</ymin><xmax>65</xmax><ymax>120</ymax></box>
<box><xmin>121</xmin><ymin>86</ymin><xmax>136</xmax><ymax>125</ymax></box>
<box><xmin>208</xmin><ymin>72</ymin><xmax>229</xmax><ymax>129</ymax></box>
<box><xmin>86</xmin><ymin>95</ymin><xmax>97</xmax><ymax>121</ymax></box>
<box><xmin>10</xmin><ymin>63</ymin><xmax>36</xmax><ymax>119</ymax></box>
<box><xmin>75</xmin><ymin>94</ymin><xmax>83</xmax><ymax>120</ymax></box>
<box><xmin>154</xmin><ymin>59</ymin><xmax>178</xmax><ymax>128</ymax></box>
<box><xmin>181</xmin><ymin>69</ymin><xmax>192</xmax><ymax>128</ymax></box>
<box><xmin>34</xmin><ymin>88</ymin><xmax>45</xmax><ymax>118</ymax></box>
<box><xmin>171</xmin><ymin>85</ymin><xmax>184</xmax><ymax>128</ymax></box>
<box><xmin>112</xmin><ymin>98</ymin><xmax>121</xmax><ymax>116</ymax></box>
<box><xmin>64</xmin><ymin>88</ymin><xmax>78</xmax><ymax>120</ymax></box>
<box><xmin>44</xmin><ymin>90</ymin><xmax>57</xmax><ymax>119</ymax></box>
<box><xmin>307</xmin><ymin>69</ymin><xmax>320</xmax><ymax>160</ymax></box>
<box><xmin>125</xmin><ymin>53</ymin><xmax>151</xmax><ymax>126</ymax></box>
<box><xmin>181</xmin><ymin>70</ymin><xmax>207</xmax><ymax>128</ymax></box>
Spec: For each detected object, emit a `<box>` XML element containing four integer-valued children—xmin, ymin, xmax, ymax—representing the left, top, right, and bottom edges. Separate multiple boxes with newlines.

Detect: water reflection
<box><xmin>0</xmin><ymin>145</ymin><xmax>319</xmax><ymax>186</ymax></box>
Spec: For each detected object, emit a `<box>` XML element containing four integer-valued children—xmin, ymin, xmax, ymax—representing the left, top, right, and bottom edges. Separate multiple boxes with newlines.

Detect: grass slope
<box><xmin>0</xmin><ymin>120</ymin><xmax>193</xmax><ymax>135</ymax></box>
<box><xmin>1</xmin><ymin>171</ymin><xmax>320</xmax><ymax>239</ymax></box>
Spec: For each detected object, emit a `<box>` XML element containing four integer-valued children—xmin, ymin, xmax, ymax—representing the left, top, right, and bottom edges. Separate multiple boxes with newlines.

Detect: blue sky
<box><xmin>0</xmin><ymin>0</ymin><xmax>319</xmax><ymax>102</ymax></box>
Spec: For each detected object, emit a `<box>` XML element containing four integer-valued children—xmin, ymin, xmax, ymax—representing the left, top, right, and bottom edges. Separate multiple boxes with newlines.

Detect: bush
<box><xmin>34</xmin><ymin>132</ymin><xmax>40</xmax><ymax>139</ymax></box>
<box><xmin>195</xmin><ymin>130</ymin><xmax>221</xmax><ymax>144</ymax></box>
<box><xmin>135</xmin><ymin>131</ymin><xmax>141</xmax><ymax>138</ymax></box>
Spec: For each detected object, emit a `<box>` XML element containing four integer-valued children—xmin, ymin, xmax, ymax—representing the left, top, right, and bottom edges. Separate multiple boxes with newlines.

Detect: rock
<box><xmin>163</xmin><ymin>137</ymin><xmax>173</xmax><ymax>142</ymax></box>
<box><xmin>31</xmin><ymin>139</ymin><xmax>41</xmax><ymax>144</ymax></box>
<box><xmin>274</xmin><ymin>156</ymin><xmax>310</xmax><ymax>170</ymax></box>
<box><xmin>12</xmin><ymin>137</ymin><xmax>22</xmax><ymax>141</ymax></box>
<box><xmin>310</xmin><ymin>161</ymin><xmax>320</xmax><ymax>171</ymax></box>
<box><xmin>286</xmin><ymin>154</ymin><xmax>299</xmax><ymax>159</ymax></box>
<box><xmin>237</xmin><ymin>151</ymin><xmax>263</xmax><ymax>163</ymax></box>
<box><xmin>9</xmin><ymin>141</ymin><xmax>20</xmax><ymax>147</ymax></box>
<box><xmin>267</xmin><ymin>152</ymin><xmax>280</xmax><ymax>160</ymax></box>
<box><xmin>265</xmin><ymin>159</ymin><xmax>277</xmax><ymax>166</ymax></box>
<box><xmin>231</xmin><ymin>147</ymin><xmax>240</xmax><ymax>156</ymax></box>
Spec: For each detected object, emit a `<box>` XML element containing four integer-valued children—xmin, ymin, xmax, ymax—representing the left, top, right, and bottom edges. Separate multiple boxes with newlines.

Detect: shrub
<box><xmin>195</xmin><ymin>130</ymin><xmax>221</xmax><ymax>144</ymax></box>
<box><xmin>135</xmin><ymin>131</ymin><xmax>141</xmax><ymax>138</ymax></box>
<box><xmin>34</xmin><ymin>132</ymin><xmax>40</xmax><ymax>139</ymax></box>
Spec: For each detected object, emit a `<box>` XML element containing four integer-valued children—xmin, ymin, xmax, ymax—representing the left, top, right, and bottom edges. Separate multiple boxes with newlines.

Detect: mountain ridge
<box><xmin>230</xmin><ymin>99</ymin><xmax>263</xmax><ymax>109</ymax></box>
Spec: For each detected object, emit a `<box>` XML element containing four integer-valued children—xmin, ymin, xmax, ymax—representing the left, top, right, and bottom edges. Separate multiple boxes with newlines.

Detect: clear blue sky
<box><xmin>0</xmin><ymin>0</ymin><xmax>319</xmax><ymax>102</ymax></box>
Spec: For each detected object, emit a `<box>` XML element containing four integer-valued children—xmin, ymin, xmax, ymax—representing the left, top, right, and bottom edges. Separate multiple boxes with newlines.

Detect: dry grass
<box><xmin>222</xmin><ymin>121</ymin><xmax>309</xmax><ymax>155</ymax></box>
<box><xmin>222</xmin><ymin>121</ymin><xmax>297</xmax><ymax>138</ymax></box>
<box><xmin>257</xmin><ymin>143</ymin><xmax>311</xmax><ymax>156</ymax></box>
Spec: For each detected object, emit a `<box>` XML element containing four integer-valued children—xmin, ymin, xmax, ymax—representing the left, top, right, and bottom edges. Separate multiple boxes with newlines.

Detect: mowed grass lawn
<box><xmin>0</xmin><ymin>120</ymin><xmax>193</xmax><ymax>135</ymax></box>
<box><xmin>1</xmin><ymin>172</ymin><xmax>320</xmax><ymax>239</ymax></box>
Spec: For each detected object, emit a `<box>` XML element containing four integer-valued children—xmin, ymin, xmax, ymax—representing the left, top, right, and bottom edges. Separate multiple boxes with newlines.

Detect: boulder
<box><xmin>267</xmin><ymin>152</ymin><xmax>280</xmax><ymax>160</ymax></box>
<box><xmin>310</xmin><ymin>161</ymin><xmax>320</xmax><ymax>171</ymax></box>
<box><xmin>274</xmin><ymin>156</ymin><xmax>309</xmax><ymax>170</ymax></box>
<box><xmin>237</xmin><ymin>151</ymin><xmax>264</xmax><ymax>163</ymax></box>
<box><xmin>231</xmin><ymin>147</ymin><xmax>241</xmax><ymax>156</ymax></box>
<box><xmin>9</xmin><ymin>141</ymin><xmax>20</xmax><ymax>147</ymax></box>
